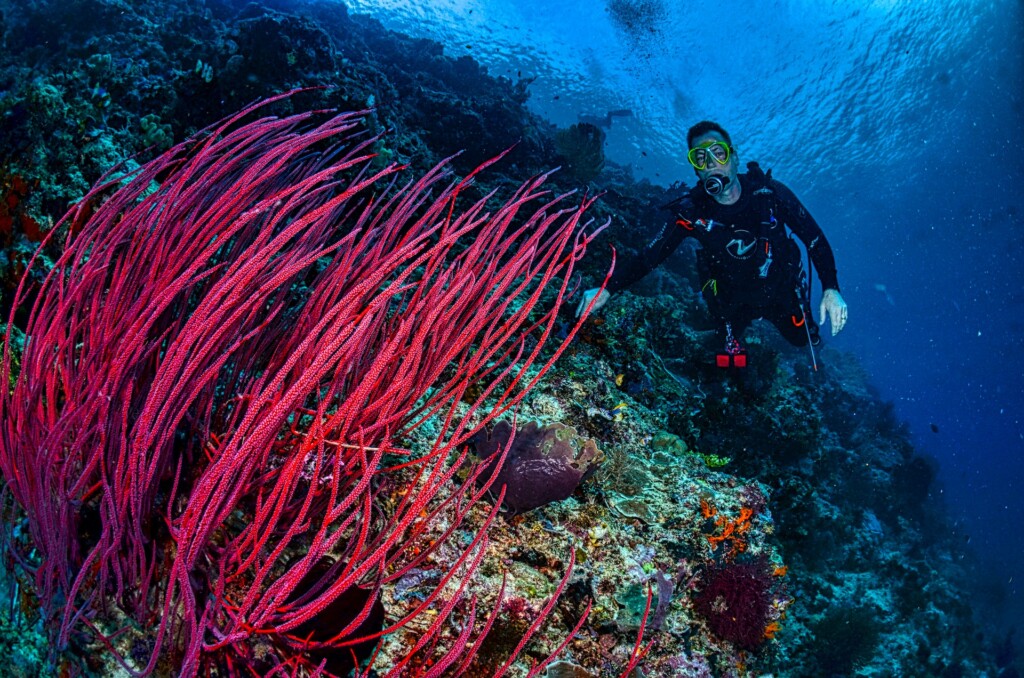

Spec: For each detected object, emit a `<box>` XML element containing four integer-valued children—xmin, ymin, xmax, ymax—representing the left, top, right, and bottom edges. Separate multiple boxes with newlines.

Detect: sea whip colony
<box><xmin>0</xmin><ymin>93</ymin><xmax>622</xmax><ymax>675</ymax></box>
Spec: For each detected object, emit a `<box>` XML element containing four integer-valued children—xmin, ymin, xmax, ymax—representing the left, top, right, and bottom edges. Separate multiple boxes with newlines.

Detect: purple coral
<box><xmin>693</xmin><ymin>558</ymin><xmax>775</xmax><ymax>651</ymax></box>
<box><xmin>473</xmin><ymin>420</ymin><xmax>603</xmax><ymax>513</ymax></box>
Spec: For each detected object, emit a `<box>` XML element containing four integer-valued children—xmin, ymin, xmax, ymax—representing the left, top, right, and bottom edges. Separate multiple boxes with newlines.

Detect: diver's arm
<box><xmin>575</xmin><ymin>220</ymin><xmax>688</xmax><ymax>318</ymax></box>
<box><xmin>575</xmin><ymin>188</ymin><xmax>698</xmax><ymax>319</ymax></box>
<box><xmin>575</xmin><ymin>287</ymin><xmax>610</xmax><ymax>317</ymax></box>
<box><xmin>606</xmin><ymin>221</ymin><xmax>687</xmax><ymax>293</ymax></box>
<box><xmin>819</xmin><ymin>288</ymin><xmax>848</xmax><ymax>335</ymax></box>
<box><xmin>774</xmin><ymin>180</ymin><xmax>848</xmax><ymax>334</ymax></box>
<box><xmin>773</xmin><ymin>180</ymin><xmax>840</xmax><ymax>293</ymax></box>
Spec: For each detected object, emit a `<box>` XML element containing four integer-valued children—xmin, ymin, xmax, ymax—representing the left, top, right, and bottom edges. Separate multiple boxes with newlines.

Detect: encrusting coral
<box><xmin>693</xmin><ymin>558</ymin><xmax>779</xmax><ymax>651</ymax></box>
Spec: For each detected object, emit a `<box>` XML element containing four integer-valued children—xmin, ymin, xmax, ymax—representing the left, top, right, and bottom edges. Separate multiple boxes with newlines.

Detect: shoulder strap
<box><xmin>747</xmin><ymin>163</ymin><xmax>813</xmax><ymax>300</ymax></box>
<box><xmin>745</xmin><ymin>162</ymin><xmax>777</xmax><ymax>233</ymax></box>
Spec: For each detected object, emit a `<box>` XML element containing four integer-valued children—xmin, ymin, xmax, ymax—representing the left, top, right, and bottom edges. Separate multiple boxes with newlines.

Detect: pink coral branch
<box><xmin>495</xmin><ymin>546</ymin><xmax>579</xmax><ymax>677</ymax></box>
<box><xmin>526</xmin><ymin>597</ymin><xmax>594</xmax><ymax>678</ymax></box>
<box><xmin>618</xmin><ymin>582</ymin><xmax>656</xmax><ymax>677</ymax></box>
<box><xmin>1</xmin><ymin>93</ymin><xmax>607</xmax><ymax>675</ymax></box>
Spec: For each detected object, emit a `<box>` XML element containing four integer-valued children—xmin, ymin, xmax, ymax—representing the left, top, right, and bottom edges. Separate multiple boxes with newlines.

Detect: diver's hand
<box><xmin>819</xmin><ymin>288</ymin><xmax>848</xmax><ymax>336</ymax></box>
<box><xmin>575</xmin><ymin>288</ymin><xmax>610</xmax><ymax>318</ymax></box>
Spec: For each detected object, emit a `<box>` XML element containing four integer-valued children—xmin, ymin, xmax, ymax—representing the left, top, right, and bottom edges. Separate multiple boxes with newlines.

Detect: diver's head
<box><xmin>686</xmin><ymin>121</ymin><xmax>740</xmax><ymax>203</ymax></box>
<box><xmin>687</xmin><ymin>121</ymin><xmax>733</xmax><ymax>150</ymax></box>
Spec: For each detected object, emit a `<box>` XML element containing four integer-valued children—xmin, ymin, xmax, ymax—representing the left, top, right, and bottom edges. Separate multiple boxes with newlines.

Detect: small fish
<box><xmin>930</xmin><ymin>423</ymin><xmax>939</xmax><ymax>433</ymax></box>
<box><xmin>614</xmin><ymin>373</ymin><xmax>625</xmax><ymax>386</ymax></box>
<box><xmin>587</xmin><ymin>402</ymin><xmax>629</xmax><ymax>422</ymax></box>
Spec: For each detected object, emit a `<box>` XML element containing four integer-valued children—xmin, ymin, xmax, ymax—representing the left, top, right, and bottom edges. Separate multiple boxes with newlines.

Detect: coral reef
<box><xmin>554</xmin><ymin>122</ymin><xmax>607</xmax><ymax>183</ymax></box>
<box><xmin>0</xmin><ymin>95</ymin><xmax>604</xmax><ymax>673</ymax></box>
<box><xmin>804</xmin><ymin>604</ymin><xmax>882</xmax><ymax>675</ymax></box>
<box><xmin>0</xmin><ymin>1</ymin><xmax>1014</xmax><ymax>676</ymax></box>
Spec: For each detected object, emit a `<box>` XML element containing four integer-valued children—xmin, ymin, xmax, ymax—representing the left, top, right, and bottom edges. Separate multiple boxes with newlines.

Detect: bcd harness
<box><xmin>672</xmin><ymin>161</ymin><xmax>811</xmax><ymax>313</ymax></box>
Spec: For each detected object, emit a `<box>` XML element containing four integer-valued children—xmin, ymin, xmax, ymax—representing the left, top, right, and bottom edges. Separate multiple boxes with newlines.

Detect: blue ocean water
<box><xmin>343</xmin><ymin>0</ymin><xmax>1024</xmax><ymax>628</ymax></box>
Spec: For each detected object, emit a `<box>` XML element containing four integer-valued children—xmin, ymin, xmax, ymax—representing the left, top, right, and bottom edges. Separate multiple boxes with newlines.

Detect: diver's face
<box><xmin>689</xmin><ymin>131</ymin><xmax>737</xmax><ymax>184</ymax></box>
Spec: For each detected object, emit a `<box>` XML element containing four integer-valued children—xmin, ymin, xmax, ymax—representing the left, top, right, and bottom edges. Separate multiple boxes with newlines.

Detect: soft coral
<box><xmin>693</xmin><ymin>558</ymin><xmax>775</xmax><ymax>651</ymax></box>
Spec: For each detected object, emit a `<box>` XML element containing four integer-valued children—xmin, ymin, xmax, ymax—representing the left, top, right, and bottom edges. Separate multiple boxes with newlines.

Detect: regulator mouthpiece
<box><xmin>704</xmin><ymin>174</ymin><xmax>730</xmax><ymax>196</ymax></box>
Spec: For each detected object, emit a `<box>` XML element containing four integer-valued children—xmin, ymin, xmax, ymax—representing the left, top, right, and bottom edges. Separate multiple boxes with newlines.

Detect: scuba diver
<box><xmin>576</xmin><ymin>121</ymin><xmax>849</xmax><ymax>368</ymax></box>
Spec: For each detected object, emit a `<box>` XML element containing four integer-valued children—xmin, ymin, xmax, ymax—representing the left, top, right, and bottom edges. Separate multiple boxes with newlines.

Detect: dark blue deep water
<box><xmin>345</xmin><ymin>0</ymin><xmax>1024</xmax><ymax>628</ymax></box>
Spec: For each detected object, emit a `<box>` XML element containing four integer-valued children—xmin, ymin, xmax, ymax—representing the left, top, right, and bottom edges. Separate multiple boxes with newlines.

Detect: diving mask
<box><xmin>687</xmin><ymin>140</ymin><xmax>730</xmax><ymax>170</ymax></box>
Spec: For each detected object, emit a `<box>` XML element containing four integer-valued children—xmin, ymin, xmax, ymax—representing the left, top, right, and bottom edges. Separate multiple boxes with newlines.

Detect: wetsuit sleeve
<box><xmin>606</xmin><ymin>216</ymin><xmax>688</xmax><ymax>293</ymax></box>
<box><xmin>772</xmin><ymin>180</ymin><xmax>840</xmax><ymax>292</ymax></box>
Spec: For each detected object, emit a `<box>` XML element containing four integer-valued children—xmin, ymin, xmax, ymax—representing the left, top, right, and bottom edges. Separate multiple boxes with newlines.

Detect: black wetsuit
<box><xmin>608</xmin><ymin>163</ymin><xmax>840</xmax><ymax>347</ymax></box>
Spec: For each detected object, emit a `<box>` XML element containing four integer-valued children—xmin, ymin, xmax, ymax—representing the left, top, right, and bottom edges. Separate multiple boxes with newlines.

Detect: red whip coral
<box><xmin>0</xmin><ymin>93</ymin><xmax>610</xmax><ymax>675</ymax></box>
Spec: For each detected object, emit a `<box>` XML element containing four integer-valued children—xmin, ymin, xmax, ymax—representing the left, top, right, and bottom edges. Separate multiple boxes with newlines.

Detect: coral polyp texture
<box><xmin>693</xmin><ymin>558</ymin><xmax>777</xmax><ymax>651</ymax></box>
<box><xmin>0</xmin><ymin>93</ymin><xmax>606</xmax><ymax>675</ymax></box>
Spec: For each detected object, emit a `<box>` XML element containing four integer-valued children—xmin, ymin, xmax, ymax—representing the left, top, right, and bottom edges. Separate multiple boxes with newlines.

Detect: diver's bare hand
<box><xmin>575</xmin><ymin>288</ymin><xmax>610</xmax><ymax>319</ymax></box>
<box><xmin>819</xmin><ymin>288</ymin><xmax>848</xmax><ymax>336</ymax></box>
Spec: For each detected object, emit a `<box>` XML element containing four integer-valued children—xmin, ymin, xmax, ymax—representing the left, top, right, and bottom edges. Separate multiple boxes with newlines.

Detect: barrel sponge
<box><xmin>472</xmin><ymin>420</ymin><xmax>603</xmax><ymax>514</ymax></box>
